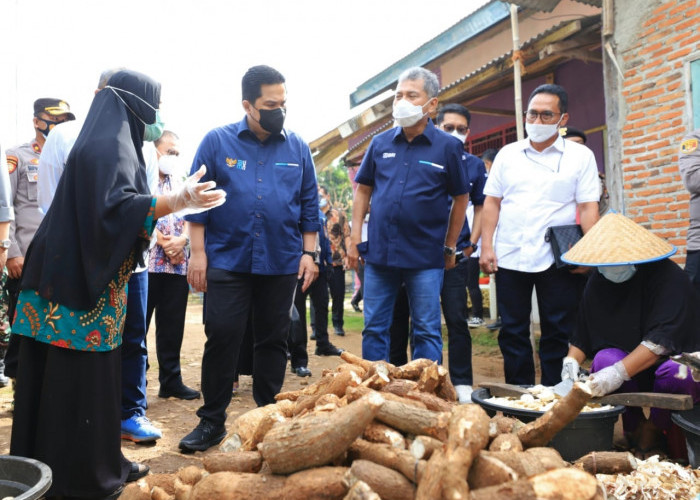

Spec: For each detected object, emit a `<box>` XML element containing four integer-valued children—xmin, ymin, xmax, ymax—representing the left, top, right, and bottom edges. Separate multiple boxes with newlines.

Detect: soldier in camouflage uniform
<box><xmin>0</xmin><ymin>144</ymin><xmax>15</xmax><ymax>386</ymax></box>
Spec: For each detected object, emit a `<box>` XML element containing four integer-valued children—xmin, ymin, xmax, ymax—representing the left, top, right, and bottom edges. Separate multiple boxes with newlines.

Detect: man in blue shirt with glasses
<box><xmin>180</xmin><ymin>65</ymin><xmax>320</xmax><ymax>452</ymax></box>
<box><xmin>348</xmin><ymin>67</ymin><xmax>470</xmax><ymax>364</ymax></box>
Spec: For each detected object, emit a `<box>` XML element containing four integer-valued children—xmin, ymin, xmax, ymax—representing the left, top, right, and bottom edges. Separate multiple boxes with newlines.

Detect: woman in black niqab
<box><xmin>10</xmin><ymin>70</ymin><xmax>169</xmax><ymax>500</ymax></box>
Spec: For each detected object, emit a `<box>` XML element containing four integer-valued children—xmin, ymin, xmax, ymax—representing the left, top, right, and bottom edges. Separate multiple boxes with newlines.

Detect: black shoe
<box><xmin>158</xmin><ymin>384</ymin><xmax>201</xmax><ymax>400</ymax></box>
<box><xmin>126</xmin><ymin>462</ymin><xmax>150</xmax><ymax>482</ymax></box>
<box><xmin>334</xmin><ymin>329</ymin><xmax>345</xmax><ymax>337</ymax></box>
<box><xmin>351</xmin><ymin>303</ymin><xmax>362</xmax><ymax>312</ymax></box>
<box><xmin>486</xmin><ymin>319</ymin><xmax>502</xmax><ymax>330</ymax></box>
<box><xmin>292</xmin><ymin>366</ymin><xmax>312</xmax><ymax>377</ymax></box>
<box><xmin>179</xmin><ymin>420</ymin><xmax>227</xmax><ymax>453</ymax></box>
<box><xmin>310</xmin><ymin>331</ymin><xmax>317</xmax><ymax>340</ymax></box>
<box><xmin>315</xmin><ymin>344</ymin><xmax>344</xmax><ymax>356</ymax></box>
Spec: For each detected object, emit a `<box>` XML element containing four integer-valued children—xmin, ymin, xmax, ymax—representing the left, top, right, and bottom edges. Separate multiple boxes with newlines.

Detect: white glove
<box><xmin>587</xmin><ymin>361</ymin><xmax>630</xmax><ymax>397</ymax></box>
<box><xmin>165</xmin><ymin>165</ymin><xmax>226</xmax><ymax>215</ymax></box>
<box><xmin>561</xmin><ymin>356</ymin><xmax>580</xmax><ymax>382</ymax></box>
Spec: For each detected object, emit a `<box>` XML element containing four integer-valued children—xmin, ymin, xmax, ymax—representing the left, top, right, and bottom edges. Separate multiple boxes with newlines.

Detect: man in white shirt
<box><xmin>480</xmin><ymin>83</ymin><xmax>600</xmax><ymax>387</ymax></box>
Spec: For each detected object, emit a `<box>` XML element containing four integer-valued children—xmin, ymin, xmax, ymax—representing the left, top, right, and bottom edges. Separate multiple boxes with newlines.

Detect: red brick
<box><xmin>642</xmin><ymin>88</ymin><xmax>665</xmax><ymax>100</ymax></box>
<box><xmin>659</xmin><ymin>92</ymin><xmax>684</xmax><ymax>103</ymax></box>
<box><xmin>623</xmin><ymin>130</ymin><xmax>645</xmax><ymax>139</ymax></box>
<box><xmin>643</xmin><ymin>13</ymin><xmax>668</xmax><ymax>27</ymax></box>
<box><xmin>669</xmin><ymin>202</ymin><xmax>688</xmax><ymax>211</ymax></box>
<box><xmin>669</xmin><ymin>0</ymin><xmax>696</xmax><ymax>15</ymax></box>
<box><xmin>629</xmin><ymin>200</ymin><xmax>648</xmax><ymax>207</ymax></box>
<box><xmin>657</xmin><ymin>15</ymin><xmax>685</xmax><ymax>29</ymax></box>
<box><xmin>625</xmin><ymin>164</ymin><xmax>645</xmax><ymax>171</ymax></box>
<box><xmin>634</xmin><ymin>153</ymin><xmax>658</xmax><ymax>162</ymax></box>
<box><xmin>626</xmin><ymin>111</ymin><xmax>646</xmax><ymax>121</ymax></box>
<box><xmin>651</xmin><ymin>196</ymin><xmax>675</xmax><ymax>204</ymax></box>
<box><xmin>678</xmin><ymin>193</ymin><xmax>691</xmax><ymax>201</ymax></box>
<box><xmin>645</xmin><ymin>65</ymin><xmax>673</xmax><ymax>79</ymax></box>
<box><xmin>667</xmin><ymin>31</ymin><xmax>691</xmax><ymax>45</ymax></box>
<box><xmin>652</xmin><ymin>46</ymin><xmax>674</xmax><ymax>59</ymax></box>
<box><xmin>639</xmin><ymin>42</ymin><xmax>664</xmax><ymax>55</ymax></box>
<box><xmin>649</xmin><ymin>122</ymin><xmax>672</xmax><ymax>133</ymax></box>
<box><xmin>633</xmin><ymin>215</ymin><xmax>650</xmax><ymax>223</ymax></box>
<box><xmin>647</xmin><ymin>139</ymin><xmax>671</xmax><ymax>151</ymax></box>
<box><xmin>667</xmin><ymin>81</ymin><xmax>682</xmax><ymax>92</ymax></box>
<box><xmin>627</xmin><ymin>82</ymin><xmax>656</xmax><ymax>94</ymax></box>
<box><xmin>659</xmin><ymin>111</ymin><xmax>683</xmax><ymax>121</ymax></box>
<box><xmin>662</xmin><ymin>166</ymin><xmax>679</xmax><ymax>174</ymax></box>
<box><xmin>623</xmin><ymin>76</ymin><xmax>644</xmax><ymax>88</ymax></box>
<box><xmin>635</xmin><ymin>188</ymin><xmax>662</xmax><ymax>197</ymax></box>
<box><xmin>665</xmin><ymin>220</ymin><xmax>689</xmax><ymax>228</ymax></box>
<box><xmin>636</xmin><ymin>134</ymin><xmax>660</xmax><ymax>144</ymax></box>
<box><xmin>685</xmin><ymin>32</ymin><xmax>700</xmax><ymax>46</ymax></box>
<box><xmin>680</xmin><ymin>210</ymin><xmax>690</xmax><ymax>218</ymax></box>
<box><xmin>624</xmin><ymin>147</ymin><xmax>646</xmax><ymax>155</ymax></box>
<box><xmin>652</xmin><ymin>1</ymin><xmax>674</xmax><ymax>15</ymax></box>
<box><xmin>656</xmin><ymin>72</ymin><xmax>682</xmax><ymax>85</ymax></box>
<box><xmin>660</xmin><ymin>126</ymin><xmax>688</xmax><ymax>139</ymax></box>
<box><xmin>647</xmin><ymin>29</ymin><xmax>674</xmax><ymax>43</ymax></box>
<box><xmin>669</xmin><ymin>238</ymin><xmax>687</xmax><ymax>246</ymax></box>
<box><xmin>653</xmin><ymin>213</ymin><xmax>677</xmax><ymax>220</ymax></box>
<box><xmin>667</xmin><ymin>47</ymin><xmax>693</xmax><ymax>61</ymax></box>
<box><xmin>662</xmin><ymin>185</ymin><xmax>681</xmax><ymax>193</ymax></box>
<box><xmin>648</xmin><ymin>175</ymin><xmax>673</xmax><ymax>186</ymax></box>
<box><xmin>640</xmin><ymin>58</ymin><xmax>664</xmax><ymax>72</ymax></box>
<box><xmin>642</xmin><ymin>205</ymin><xmax>666</xmax><ymax>214</ymax></box>
<box><xmin>676</xmin><ymin>16</ymin><xmax>700</xmax><ymax>32</ymax></box>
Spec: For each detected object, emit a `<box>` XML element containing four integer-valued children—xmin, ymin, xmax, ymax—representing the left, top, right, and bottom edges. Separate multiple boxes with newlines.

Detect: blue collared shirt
<box><xmin>185</xmin><ymin>116</ymin><xmax>320</xmax><ymax>275</ymax></box>
<box><xmin>355</xmin><ymin>120</ymin><xmax>470</xmax><ymax>269</ymax></box>
<box><xmin>455</xmin><ymin>152</ymin><xmax>487</xmax><ymax>251</ymax></box>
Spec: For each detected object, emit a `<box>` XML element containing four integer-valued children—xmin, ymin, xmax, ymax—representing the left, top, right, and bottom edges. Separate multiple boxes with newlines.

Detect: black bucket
<box><xmin>0</xmin><ymin>456</ymin><xmax>52</xmax><ymax>499</ymax></box>
<box><xmin>671</xmin><ymin>406</ymin><xmax>700</xmax><ymax>468</ymax></box>
<box><xmin>472</xmin><ymin>388</ymin><xmax>625</xmax><ymax>462</ymax></box>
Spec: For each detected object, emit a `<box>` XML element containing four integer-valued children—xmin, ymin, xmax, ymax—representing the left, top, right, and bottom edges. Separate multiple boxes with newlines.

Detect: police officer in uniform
<box><xmin>3</xmin><ymin>98</ymin><xmax>74</xmax><ymax>379</ymax></box>
<box><xmin>680</xmin><ymin>129</ymin><xmax>700</xmax><ymax>295</ymax></box>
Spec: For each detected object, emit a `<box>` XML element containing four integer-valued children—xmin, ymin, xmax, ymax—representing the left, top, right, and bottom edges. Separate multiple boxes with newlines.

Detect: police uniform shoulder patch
<box><xmin>6</xmin><ymin>156</ymin><xmax>17</xmax><ymax>174</ymax></box>
<box><xmin>681</xmin><ymin>138</ymin><xmax>698</xmax><ymax>154</ymax></box>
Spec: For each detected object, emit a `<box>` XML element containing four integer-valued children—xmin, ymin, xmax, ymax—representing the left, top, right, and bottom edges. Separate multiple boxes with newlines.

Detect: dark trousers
<box><xmin>389</xmin><ymin>284</ymin><xmax>412</xmax><ymax>365</ymax></box>
<box><xmin>198</xmin><ymin>269</ymin><xmax>296</xmax><ymax>425</ymax></box>
<box><xmin>122</xmin><ymin>270</ymin><xmax>149</xmax><ymax>419</ymax></box>
<box><xmin>496</xmin><ymin>265</ymin><xmax>582</xmax><ymax>386</ymax></box>
<box><xmin>466</xmin><ymin>257</ymin><xmax>483</xmax><ymax>319</ymax></box>
<box><xmin>146</xmin><ymin>272</ymin><xmax>190</xmax><ymax>391</ymax></box>
<box><xmin>289</xmin><ymin>275</ymin><xmax>333</xmax><ymax>368</ymax></box>
<box><xmin>329</xmin><ymin>265</ymin><xmax>345</xmax><ymax>332</ymax></box>
<box><xmin>685</xmin><ymin>249</ymin><xmax>700</xmax><ymax>296</ymax></box>
<box><xmin>351</xmin><ymin>261</ymin><xmax>365</xmax><ymax>306</ymax></box>
<box><xmin>441</xmin><ymin>258</ymin><xmax>472</xmax><ymax>386</ymax></box>
<box><xmin>3</xmin><ymin>277</ymin><xmax>21</xmax><ymax>378</ymax></box>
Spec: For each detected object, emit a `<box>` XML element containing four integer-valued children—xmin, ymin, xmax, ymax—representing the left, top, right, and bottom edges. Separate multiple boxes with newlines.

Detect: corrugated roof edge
<box><xmin>348</xmin><ymin>1</ymin><xmax>511</xmax><ymax>108</ymax></box>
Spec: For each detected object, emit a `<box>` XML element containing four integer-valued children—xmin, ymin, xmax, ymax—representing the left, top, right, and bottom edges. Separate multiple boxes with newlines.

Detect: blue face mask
<box><xmin>599</xmin><ymin>265</ymin><xmax>636</xmax><ymax>283</ymax></box>
<box><xmin>319</xmin><ymin>198</ymin><xmax>328</xmax><ymax>208</ymax></box>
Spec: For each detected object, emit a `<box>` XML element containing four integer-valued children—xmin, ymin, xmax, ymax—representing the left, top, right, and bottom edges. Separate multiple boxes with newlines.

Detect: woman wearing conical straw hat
<box><xmin>559</xmin><ymin>212</ymin><xmax>700</xmax><ymax>458</ymax></box>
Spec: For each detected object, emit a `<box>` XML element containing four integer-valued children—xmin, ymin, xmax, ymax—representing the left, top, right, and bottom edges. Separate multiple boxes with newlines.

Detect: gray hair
<box><xmin>397</xmin><ymin>67</ymin><xmax>439</xmax><ymax>98</ymax></box>
<box><xmin>97</xmin><ymin>67</ymin><xmax>127</xmax><ymax>90</ymax></box>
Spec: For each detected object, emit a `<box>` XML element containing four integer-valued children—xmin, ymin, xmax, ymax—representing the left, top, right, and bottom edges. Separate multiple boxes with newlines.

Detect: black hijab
<box><xmin>21</xmin><ymin>70</ymin><xmax>161</xmax><ymax>310</ymax></box>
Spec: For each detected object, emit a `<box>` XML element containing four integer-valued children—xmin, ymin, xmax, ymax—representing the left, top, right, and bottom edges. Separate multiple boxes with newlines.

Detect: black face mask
<box><xmin>36</xmin><ymin>117</ymin><xmax>62</xmax><ymax>138</ymax></box>
<box><xmin>256</xmin><ymin>107</ymin><xmax>286</xmax><ymax>135</ymax></box>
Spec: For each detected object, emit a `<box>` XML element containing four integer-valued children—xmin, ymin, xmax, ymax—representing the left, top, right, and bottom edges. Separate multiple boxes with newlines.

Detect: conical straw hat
<box><xmin>561</xmin><ymin>212</ymin><xmax>676</xmax><ymax>266</ymax></box>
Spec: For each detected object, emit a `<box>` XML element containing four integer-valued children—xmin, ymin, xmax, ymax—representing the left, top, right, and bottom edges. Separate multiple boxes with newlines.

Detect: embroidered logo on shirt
<box><xmin>226</xmin><ymin>157</ymin><xmax>246</xmax><ymax>170</ymax></box>
<box><xmin>383</xmin><ymin>152</ymin><xmax>396</xmax><ymax>158</ymax></box>
<box><xmin>6</xmin><ymin>156</ymin><xmax>17</xmax><ymax>174</ymax></box>
<box><xmin>681</xmin><ymin>138</ymin><xmax>698</xmax><ymax>154</ymax></box>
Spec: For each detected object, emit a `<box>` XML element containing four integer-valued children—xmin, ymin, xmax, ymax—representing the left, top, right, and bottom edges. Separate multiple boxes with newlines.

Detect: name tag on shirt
<box><xmin>26</xmin><ymin>165</ymin><xmax>38</xmax><ymax>183</ymax></box>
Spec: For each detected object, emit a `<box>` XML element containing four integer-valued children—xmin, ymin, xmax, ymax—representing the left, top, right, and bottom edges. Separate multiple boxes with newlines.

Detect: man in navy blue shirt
<box><xmin>180</xmin><ymin>65</ymin><xmax>320</xmax><ymax>452</ymax></box>
<box><xmin>348</xmin><ymin>67</ymin><xmax>470</xmax><ymax>363</ymax></box>
<box><xmin>436</xmin><ymin>104</ymin><xmax>487</xmax><ymax>403</ymax></box>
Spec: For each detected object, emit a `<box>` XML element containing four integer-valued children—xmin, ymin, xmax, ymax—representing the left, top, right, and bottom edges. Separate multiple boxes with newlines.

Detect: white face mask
<box><xmin>525</xmin><ymin>116</ymin><xmax>563</xmax><ymax>143</ymax></box>
<box><xmin>450</xmin><ymin>130</ymin><xmax>467</xmax><ymax>144</ymax></box>
<box><xmin>393</xmin><ymin>99</ymin><xmax>430</xmax><ymax>128</ymax></box>
<box><xmin>158</xmin><ymin>154</ymin><xmax>179</xmax><ymax>176</ymax></box>
<box><xmin>599</xmin><ymin>265</ymin><xmax>637</xmax><ymax>283</ymax></box>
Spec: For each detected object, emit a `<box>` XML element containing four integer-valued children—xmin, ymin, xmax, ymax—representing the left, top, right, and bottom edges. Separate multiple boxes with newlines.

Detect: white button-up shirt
<box><xmin>483</xmin><ymin>135</ymin><xmax>599</xmax><ymax>272</ymax></box>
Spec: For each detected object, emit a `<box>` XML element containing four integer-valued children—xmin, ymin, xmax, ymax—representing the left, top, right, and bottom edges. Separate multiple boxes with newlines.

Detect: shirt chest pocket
<box><xmin>545</xmin><ymin>175</ymin><xmax>576</xmax><ymax>204</ymax></box>
<box><xmin>25</xmin><ymin>165</ymin><xmax>38</xmax><ymax>201</ymax></box>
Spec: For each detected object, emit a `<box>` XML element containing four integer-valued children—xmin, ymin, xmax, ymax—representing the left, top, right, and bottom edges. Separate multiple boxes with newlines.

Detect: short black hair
<box><xmin>242</xmin><ymin>65</ymin><xmax>285</xmax><ymax>104</ymax></box>
<box><xmin>528</xmin><ymin>83</ymin><xmax>568</xmax><ymax>114</ymax></box>
<box><xmin>480</xmin><ymin>148</ymin><xmax>498</xmax><ymax>163</ymax></box>
<box><xmin>319</xmin><ymin>185</ymin><xmax>329</xmax><ymax>196</ymax></box>
<box><xmin>436</xmin><ymin>103</ymin><xmax>471</xmax><ymax>127</ymax></box>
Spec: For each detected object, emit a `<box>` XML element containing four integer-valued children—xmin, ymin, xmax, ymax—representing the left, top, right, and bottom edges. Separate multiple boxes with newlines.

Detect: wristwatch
<box><xmin>468</xmin><ymin>242</ymin><xmax>478</xmax><ymax>253</ymax></box>
<box><xmin>0</xmin><ymin>239</ymin><xmax>10</xmax><ymax>250</ymax></box>
<box><xmin>302</xmin><ymin>250</ymin><xmax>319</xmax><ymax>261</ymax></box>
<box><xmin>443</xmin><ymin>246</ymin><xmax>457</xmax><ymax>256</ymax></box>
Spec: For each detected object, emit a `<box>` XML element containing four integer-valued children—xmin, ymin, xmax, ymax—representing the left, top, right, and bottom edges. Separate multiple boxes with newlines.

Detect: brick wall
<box><xmin>616</xmin><ymin>0</ymin><xmax>700</xmax><ymax>264</ymax></box>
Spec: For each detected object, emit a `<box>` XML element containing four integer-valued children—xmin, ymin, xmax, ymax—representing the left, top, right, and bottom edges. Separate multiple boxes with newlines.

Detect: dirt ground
<box><xmin>0</xmin><ymin>296</ymin><xmax>507</xmax><ymax>473</ymax></box>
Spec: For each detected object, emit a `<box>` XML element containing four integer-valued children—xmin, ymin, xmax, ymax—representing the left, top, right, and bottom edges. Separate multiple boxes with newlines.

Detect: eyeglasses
<box><xmin>442</xmin><ymin>124</ymin><xmax>469</xmax><ymax>135</ymax></box>
<box><xmin>524</xmin><ymin>110</ymin><xmax>562</xmax><ymax>123</ymax></box>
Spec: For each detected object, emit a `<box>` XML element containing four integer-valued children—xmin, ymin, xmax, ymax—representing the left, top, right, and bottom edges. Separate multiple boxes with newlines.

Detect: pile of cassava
<box><xmin>121</xmin><ymin>351</ymin><xmax>627</xmax><ymax>500</ymax></box>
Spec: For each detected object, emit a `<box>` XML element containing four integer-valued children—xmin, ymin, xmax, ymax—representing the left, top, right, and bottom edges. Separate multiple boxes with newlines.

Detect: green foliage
<box><xmin>317</xmin><ymin>159</ymin><xmax>353</xmax><ymax>212</ymax></box>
